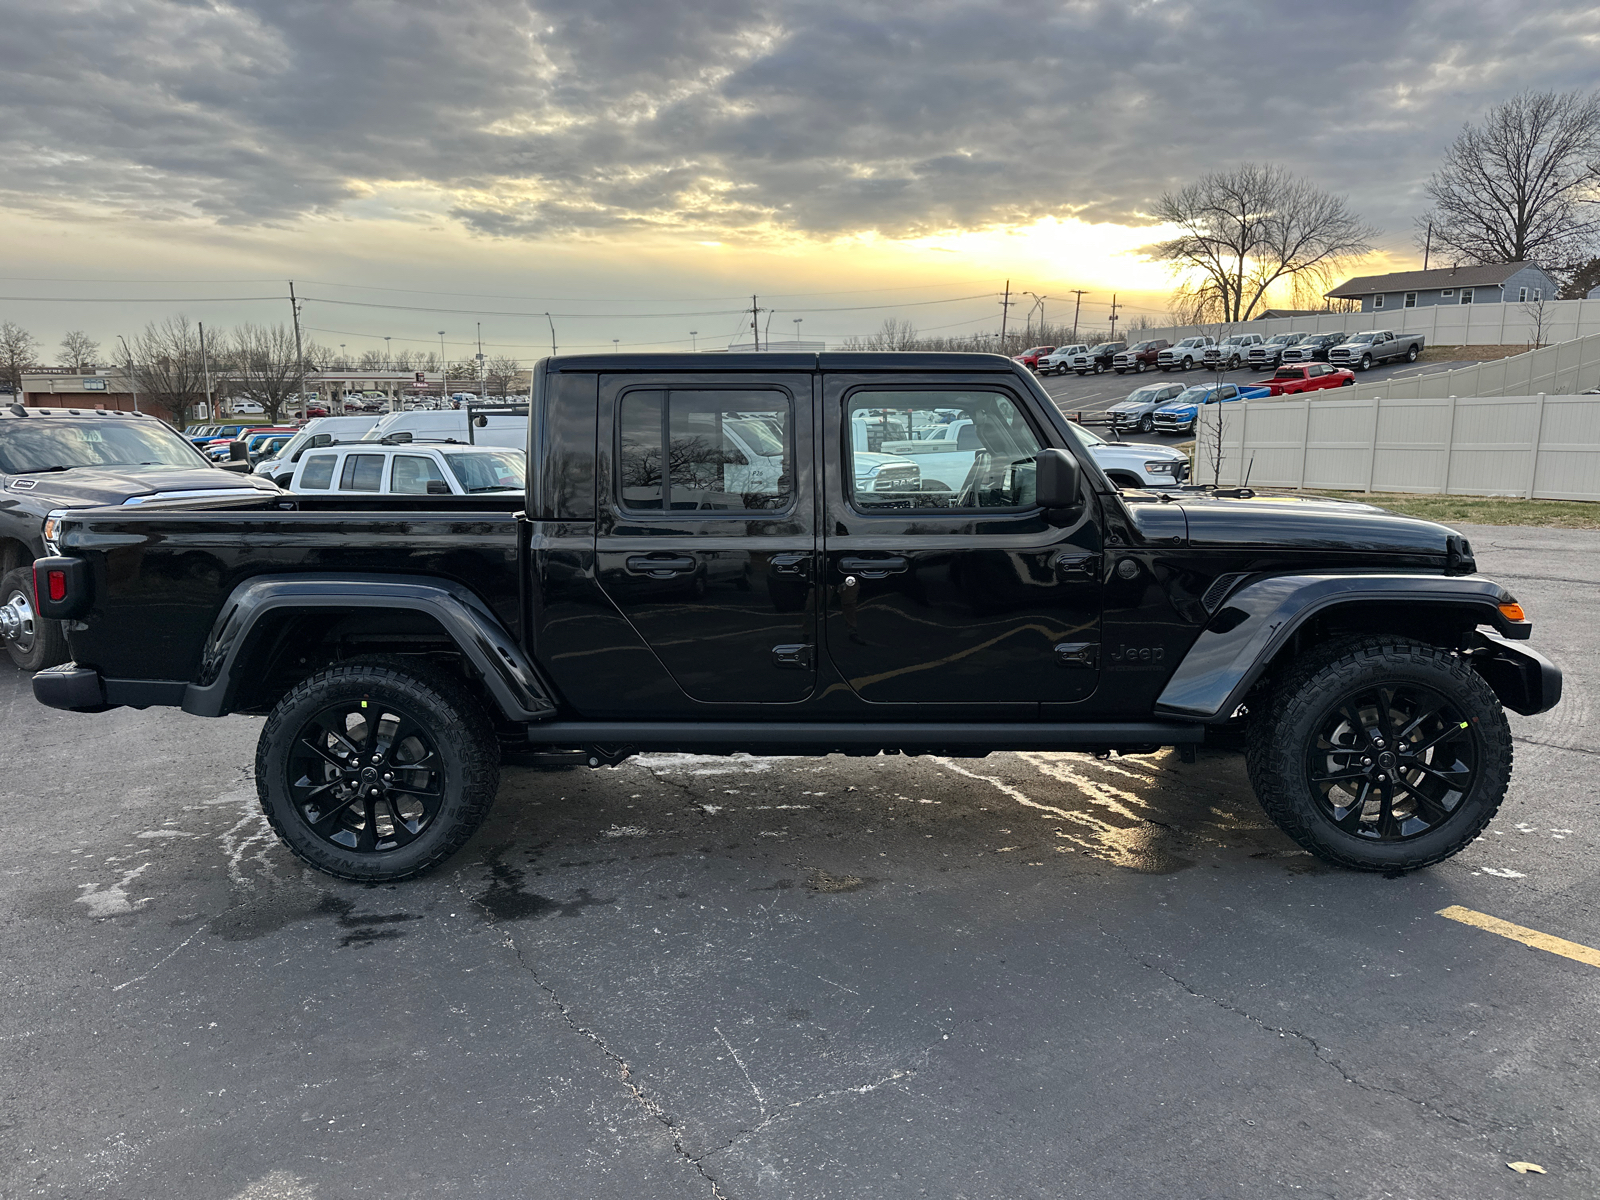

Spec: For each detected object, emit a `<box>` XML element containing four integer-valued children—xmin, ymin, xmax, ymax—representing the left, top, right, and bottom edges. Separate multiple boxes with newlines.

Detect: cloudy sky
<box><xmin>3</xmin><ymin>0</ymin><xmax>1598</xmax><ymax>358</ymax></box>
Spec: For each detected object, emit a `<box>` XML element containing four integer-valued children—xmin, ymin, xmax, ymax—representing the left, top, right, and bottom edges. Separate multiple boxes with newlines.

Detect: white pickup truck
<box><xmin>1202</xmin><ymin>333</ymin><xmax>1266</xmax><ymax>371</ymax></box>
<box><xmin>1157</xmin><ymin>337</ymin><xmax>1215</xmax><ymax>371</ymax></box>
<box><xmin>1038</xmin><ymin>344</ymin><xmax>1089</xmax><ymax>375</ymax></box>
<box><xmin>880</xmin><ymin>419</ymin><xmax>1189</xmax><ymax>490</ymax></box>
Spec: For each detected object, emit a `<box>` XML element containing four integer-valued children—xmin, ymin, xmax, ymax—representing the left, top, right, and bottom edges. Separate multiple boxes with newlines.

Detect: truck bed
<box><xmin>59</xmin><ymin>495</ymin><xmax>524</xmax><ymax>683</ymax></box>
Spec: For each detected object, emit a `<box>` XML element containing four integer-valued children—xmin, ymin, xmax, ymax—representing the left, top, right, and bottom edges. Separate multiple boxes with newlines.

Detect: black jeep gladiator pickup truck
<box><xmin>29</xmin><ymin>353</ymin><xmax>1559</xmax><ymax>881</ymax></box>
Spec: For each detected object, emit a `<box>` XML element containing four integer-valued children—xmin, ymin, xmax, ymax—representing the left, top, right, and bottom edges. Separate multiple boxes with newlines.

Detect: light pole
<box><xmin>613</xmin><ymin>339</ymin><xmax>620</xmax><ymax>353</ymax></box>
<box><xmin>690</xmin><ymin>330</ymin><xmax>698</xmax><ymax>352</ymax></box>
<box><xmin>117</xmin><ymin>334</ymin><xmax>139</xmax><ymax>415</ymax></box>
<box><xmin>544</xmin><ymin>312</ymin><xmax>556</xmax><ymax>356</ymax></box>
<box><xmin>438</xmin><ymin>331</ymin><xmax>447</xmax><ymax>406</ymax></box>
<box><xmin>1023</xmin><ymin>292</ymin><xmax>1048</xmax><ymax>341</ymax></box>
<box><xmin>793</xmin><ymin>317</ymin><xmax>802</xmax><ymax>344</ymax></box>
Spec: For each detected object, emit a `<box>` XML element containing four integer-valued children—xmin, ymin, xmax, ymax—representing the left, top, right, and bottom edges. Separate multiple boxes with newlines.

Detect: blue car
<box><xmin>1150</xmin><ymin>383</ymin><xmax>1271</xmax><ymax>435</ymax></box>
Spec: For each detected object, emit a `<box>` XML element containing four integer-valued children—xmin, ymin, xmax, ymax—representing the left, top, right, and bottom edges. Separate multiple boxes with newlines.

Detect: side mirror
<box><xmin>229</xmin><ymin>439</ymin><xmax>248</xmax><ymax>461</ymax></box>
<box><xmin>1034</xmin><ymin>448</ymin><xmax>1081</xmax><ymax>510</ymax></box>
<box><xmin>425</xmin><ymin>480</ymin><xmax>452</xmax><ymax>495</ymax></box>
<box><xmin>309</xmin><ymin>433</ymin><xmax>333</xmax><ymax>448</ymax></box>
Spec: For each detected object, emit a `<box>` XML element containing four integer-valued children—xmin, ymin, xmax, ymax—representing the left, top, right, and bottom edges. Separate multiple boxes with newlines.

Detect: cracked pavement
<box><xmin>2</xmin><ymin>523</ymin><xmax>1598</xmax><ymax>1199</ymax></box>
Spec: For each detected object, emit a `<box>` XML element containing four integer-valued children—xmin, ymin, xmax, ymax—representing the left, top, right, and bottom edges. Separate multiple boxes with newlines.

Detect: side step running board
<box><xmin>524</xmin><ymin>720</ymin><xmax>1204</xmax><ymax>761</ymax></box>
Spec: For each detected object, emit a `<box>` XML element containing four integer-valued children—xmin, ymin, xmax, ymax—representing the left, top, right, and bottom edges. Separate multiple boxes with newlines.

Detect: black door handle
<box><xmin>1053</xmin><ymin>551</ymin><xmax>1102</xmax><ymax>578</ymax></box>
<box><xmin>626</xmin><ymin>554</ymin><xmax>696</xmax><ymax>578</ymax></box>
<box><xmin>839</xmin><ymin>555</ymin><xmax>908</xmax><ymax>579</ymax></box>
<box><xmin>770</xmin><ymin>552</ymin><xmax>811</xmax><ymax>577</ymax></box>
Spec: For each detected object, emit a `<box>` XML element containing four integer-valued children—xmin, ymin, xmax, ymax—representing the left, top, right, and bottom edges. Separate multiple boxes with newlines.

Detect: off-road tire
<box><xmin>1</xmin><ymin>566</ymin><xmax>70</xmax><ymax>672</ymax></box>
<box><xmin>1245</xmin><ymin>637</ymin><xmax>1511</xmax><ymax>871</ymax></box>
<box><xmin>256</xmin><ymin>656</ymin><xmax>501</xmax><ymax>882</ymax></box>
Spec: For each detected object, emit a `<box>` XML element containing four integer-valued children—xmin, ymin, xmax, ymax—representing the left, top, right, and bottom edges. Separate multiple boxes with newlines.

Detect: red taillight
<box><xmin>47</xmin><ymin>570</ymin><xmax>67</xmax><ymax>602</ymax></box>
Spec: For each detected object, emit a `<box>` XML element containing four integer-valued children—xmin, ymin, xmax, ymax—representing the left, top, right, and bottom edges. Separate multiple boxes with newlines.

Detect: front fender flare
<box><xmin>1153</xmin><ymin>573</ymin><xmax>1534</xmax><ymax>721</ymax></box>
<box><xmin>181</xmin><ymin>573</ymin><xmax>556</xmax><ymax>721</ymax></box>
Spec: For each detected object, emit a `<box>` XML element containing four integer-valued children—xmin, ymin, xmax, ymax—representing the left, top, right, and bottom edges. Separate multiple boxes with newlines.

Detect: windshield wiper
<box><xmin>467</xmin><ymin>485</ymin><xmax>518</xmax><ymax>493</ymax></box>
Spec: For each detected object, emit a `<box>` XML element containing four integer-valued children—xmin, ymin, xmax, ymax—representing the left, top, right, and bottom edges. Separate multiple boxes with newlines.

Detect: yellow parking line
<box><xmin>1438</xmin><ymin>905</ymin><xmax>1600</xmax><ymax>970</ymax></box>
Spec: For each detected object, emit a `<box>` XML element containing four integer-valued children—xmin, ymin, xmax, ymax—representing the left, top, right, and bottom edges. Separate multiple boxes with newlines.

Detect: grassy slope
<box><xmin>1305</xmin><ymin>491</ymin><xmax>1600</xmax><ymax>529</ymax></box>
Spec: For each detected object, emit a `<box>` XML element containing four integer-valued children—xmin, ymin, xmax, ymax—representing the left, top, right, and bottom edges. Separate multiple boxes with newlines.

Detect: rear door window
<box><xmin>340</xmin><ymin>453</ymin><xmax>386</xmax><ymax>492</ymax></box>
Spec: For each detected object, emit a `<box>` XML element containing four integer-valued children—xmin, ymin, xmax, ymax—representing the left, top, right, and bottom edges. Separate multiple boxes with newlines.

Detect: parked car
<box><xmin>1071</xmin><ymin>422</ymin><xmax>1190</xmax><ymax>488</ymax></box>
<box><xmin>248</xmin><ymin>433</ymin><xmax>295</xmax><ymax>466</ymax></box>
<box><xmin>1012</xmin><ymin>347</ymin><xmax>1056</xmax><ymax>371</ymax></box>
<box><xmin>253</xmin><ymin>415</ymin><xmax>383</xmax><ymax>481</ymax></box>
<box><xmin>0</xmin><ymin>407</ymin><xmax>279</xmax><ymax>669</ymax></box>
<box><xmin>1151</xmin><ymin>382</ymin><xmax>1273</xmax><ymax>435</ymax></box>
<box><xmin>1104</xmin><ymin>382</ymin><xmax>1188</xmax><ymax>433</ymax></box>
<box><xmin>1157</xmin><ymin>337</ymin><xmax>1216</xmax><ymax>371</ymax></box>
<box><xmin>1246</xmin><ymin>333</ymin><xmax>1310</xmax><ymax>371</ymax></box>
<box><xmin>287</xmin><ymin>442</ymin><xmax>526</xmax><ymax>496</ymax></box>
<box><xmin>33</xmin><ymin>350</ymin><xmax>1558</xmax><ymax>884</ymax></box>
<box><xmin>1202</xmin><ymin>334</ymin><xmax>1266</xmax><ymax>371</ymax></box>
<box><xmin>1328</xmin><ymin>330</ymin><xmax>1426</xmax><ymax>371</ymax></box>
<box><xmin>1069</xmin><ymin>343</ymin><xmax>1127</xmax><ymax>375</ymax></box>
<box><xmin>1247</xmin><ymin>364</ymin><xmax>1356</xmax><ymax>396</ymax></box>
<box><xmin>231</xmin><ymin>399</ymin><xmax>266</xmax><ymax>415</ymax></box>
<box><xmin>1111</xmin><ymin>340</ymin><xmax>1172</xmax><ymax>375</ymax></box>
<box><xmin>1280</xmin><ymin>332</ymin><xmax>1348</xmax><ymax>364</ymax></box>
<box><xmin>1039</xmin><ymin>345</ymin><xmax>1089</xmax><ymax>375</ymax></box>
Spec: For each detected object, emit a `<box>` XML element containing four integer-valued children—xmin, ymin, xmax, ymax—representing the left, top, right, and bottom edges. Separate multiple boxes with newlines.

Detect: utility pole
<box><xmin>690</xmin><ymin>330</ymin><xmax>698</xmax><ymax>352</ymax></box>
<box><xmin>1107</xmin><ymin>293</ymin><xmax>1122</xmax><ymax>341</ymax></box>
<box><xmin>998</xmin><ymin>280</ymin><xmax>1012</xmax><ymax>352</ymax></box>
<box><xmin>288</xmin><ymin>281</ymin><xmax>306</xmax><ymax>419</ymax></box>
<box><xmin>544</xmin><ymin>312</ymin><xmax>557</xmax><ymax>356</ymax></box>
<box><xmin>750</xmin><ymin>295</ymin><xmax>761</xmax><ymax>351</ymax></box>
<box><xmin>198</xmin><ymin>321</ymin><xmax>213</xmax><ymax>418</ymax></box>
<box><xmin>476</xmin><ymin>322</ymin><xmax>485</xmax><ymax>396</ymax></box>
<box><xmin>1068</xmin><ymin>290</ymin><xmax>1089</xmax><ymax>343</ymax></box>
<box><xmin>1422</xmin><ymin>220</ymin><xmax>1433</xmax><ymax>271</ymax></box>
<box><xmin>438</xmin><ymin>331</ymin><xmax>447</xmax><ymax>406</ymax></box>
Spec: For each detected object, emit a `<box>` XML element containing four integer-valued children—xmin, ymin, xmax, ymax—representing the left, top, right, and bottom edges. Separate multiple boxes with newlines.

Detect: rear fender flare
<box><xmin>181</xmin><ymin>573</ymin><xmax>556</xmax><ymax>720</ymax></box>
<box><xmin>1154</xmin><ymin>573</ymin><xmax>1534</xmax><ymax>721</ymax></box>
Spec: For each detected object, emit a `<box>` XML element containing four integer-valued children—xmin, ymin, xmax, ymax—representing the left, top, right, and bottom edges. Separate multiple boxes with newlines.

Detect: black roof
<box><xmin>544</xmin><ymin>351</ymin><xmax>1020</xmax><ymax>373</ymax></box>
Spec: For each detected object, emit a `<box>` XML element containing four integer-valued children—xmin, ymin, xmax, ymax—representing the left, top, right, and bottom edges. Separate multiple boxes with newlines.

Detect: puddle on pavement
<box><xmin>474</xmin><ymin>856</ymin><xmax>615</xmax><ymax>923</ymax></box>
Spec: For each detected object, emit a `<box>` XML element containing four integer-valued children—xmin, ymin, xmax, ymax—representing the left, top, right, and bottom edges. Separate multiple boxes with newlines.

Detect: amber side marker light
<box><xmin>1499</xmin><ymin>602</ymin><xmax>1526</xmax><ymax>622</ymax></box>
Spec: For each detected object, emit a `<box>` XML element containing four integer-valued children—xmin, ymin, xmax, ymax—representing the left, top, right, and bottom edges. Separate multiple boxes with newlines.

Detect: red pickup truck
<box><xmin>1248</xmin><ymin>364</ymin><xmax>1355</xmax><ymax>396</ymax></box>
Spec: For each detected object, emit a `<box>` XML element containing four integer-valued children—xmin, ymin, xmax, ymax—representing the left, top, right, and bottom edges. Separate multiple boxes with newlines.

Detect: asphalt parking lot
<box><xmin>2</xmin><ymin>524</ymin><xmax>1596</xmax><ymax>1199</ymax></box>
<box><xmin>1037</xmin><ymin>358</ymin><xmax>1480</xmax><ymax>448</ymax></box>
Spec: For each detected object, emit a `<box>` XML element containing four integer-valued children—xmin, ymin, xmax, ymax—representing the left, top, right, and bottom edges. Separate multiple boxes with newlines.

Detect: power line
<box><xmin>0</xmin><ymin>293</ymin><xmax>285</xmax><ymax>302</ymax></box>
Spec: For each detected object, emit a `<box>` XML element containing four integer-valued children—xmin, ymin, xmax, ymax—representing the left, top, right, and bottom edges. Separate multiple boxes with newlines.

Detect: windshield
<box><xmin>0</xmin><ymin>419</ymin><xmax>208</xmax><ymax>474</ymax></box>
<box><xmin>726</xmin><ymin>417</ymin><xmax>784</xmax><ymax>459</ymax></box>
<box><xmin>1126</xmin><ymin>387</ymin><xmax>1165</xmax><ymax>404</ymax></box>
<box><xmin>1090</xmin><ymin>344</ymin><xmax>1120</xmax><ymax>354</ymax></box>
<box><xmin>1171</xmin><ymin>387</ymin><xmax>1211</xmax><ymax>406</ymax></box>
<box><xmin>1068</xmin><ymin>422</ymin><xmax>1104</xmax><ymax>446</ymax></box>
<box><xmin>442</xmin><ymin>450</ymin><xmax>526</xmax><ymax>493</ymax></box>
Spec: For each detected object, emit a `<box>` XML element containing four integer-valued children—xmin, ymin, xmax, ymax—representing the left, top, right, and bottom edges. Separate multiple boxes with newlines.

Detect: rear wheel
<box><xmin>1406</xmin><ymin>344</ymin><xmax>1420</xmax><ymax>362</ymax></box>
<box><xmin>1</xmin><ymin>566</ymin><xmax>69</xmax><ymax>672</ymax></box>
<box><xmin>1246</xmin><ymin>637</ymin><xmax>1510</xmax><ymax>871</ymax></box>
<box><xmin>256</xmin><ymin>657</ymin><xmax>501</xmax><ymax>882</ymax></box>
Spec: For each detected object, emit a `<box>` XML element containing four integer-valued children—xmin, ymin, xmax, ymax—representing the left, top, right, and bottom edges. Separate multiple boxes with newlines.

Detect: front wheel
<box><xmin>256</xmin><ymin>657</ymin><xmax>501</xmax><ymax>882</ymax></box>
<box><xmin>1359</xmin><ymin>354</ymin><xmax>1372</xmax><ymax>371</ymax></box>
<box><xmin>1135</xmin><ymin>360</ymin><xmax>1146</xmax><ymax>374</ymax></box>
<box><xmin>1139</xmin><ymin>414</ymin><xmax>1154</xmax><ymax>433</ymax></box>
<box><xmin>1</xmin><ymin>566</ymin><xmax>69</xmax><ymax>672</ymax></box>
<box><xmin>1245</xmin><ymin>637</ymin><xmax>1511</xmax><ymax>871</ymax></box>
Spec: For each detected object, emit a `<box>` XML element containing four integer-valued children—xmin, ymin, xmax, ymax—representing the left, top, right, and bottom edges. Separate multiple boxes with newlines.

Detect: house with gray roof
<box><xmin>1325</xmin><ymin>262</ymin><xmax>1560</xmax><ymax>313</ymax></box>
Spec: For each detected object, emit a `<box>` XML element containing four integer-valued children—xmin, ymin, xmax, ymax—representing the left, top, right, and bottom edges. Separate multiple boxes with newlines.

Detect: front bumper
<box><xmin>33</xmin><ymin>663</ymin><xmax>108</xmax><ymax>712</ymax></box>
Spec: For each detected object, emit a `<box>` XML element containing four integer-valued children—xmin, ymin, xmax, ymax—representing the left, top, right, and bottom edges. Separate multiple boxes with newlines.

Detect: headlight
<box><xmin>43</xmin><ymin>510</ymin><xmax>67</xmax><ymax>554</ymax></box>
<box><xmin>1144</xmin><ymin>461</ymin><xmax>1179</xmax><ymax>474</ymax></box>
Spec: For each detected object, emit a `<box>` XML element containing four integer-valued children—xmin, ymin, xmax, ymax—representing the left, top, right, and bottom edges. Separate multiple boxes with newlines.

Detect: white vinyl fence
<box><xmin>1341</xmin><ymin>330</ymin><xmax>1600</xmax><ymax>400</ymax></box>
<box><xmin>1124</xmin><ymin>295</ymin><xmax>1600</xmax><ymax>350</ymax></box>
<box><xmin>1195</xmin><ymin>393</ymin><xmax>1600</xmax><ymax>501</ymax></box>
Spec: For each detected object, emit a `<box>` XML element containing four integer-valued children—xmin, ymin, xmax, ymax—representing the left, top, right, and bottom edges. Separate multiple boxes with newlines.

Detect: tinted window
<box><xmin>391</xmin><ymin>455</ymin><xmax>448</xmax><ymax>494</ymax></box>
<box><xmin>850</xmin><ymin>390</ymin><xmax>1043</xmax><ymax>512</ymax></box>
<box><xmin>442</xmin><ymin>450</ymin><xmax>525</xmax><ymax>493</ymax></box>
<box><xmin>300</xmin><ymin>454</ymin><xmax>336</xmax><ymax>489</ymax></box>
<box><xmin>340</xmin><ymin>453</ymin><xmax>385</xmax><ymax>491</ymax></box>
<box><xmin>618</xmin><ymin>390</ymin><xmax>792</xmax><ymax>513</ymax></box>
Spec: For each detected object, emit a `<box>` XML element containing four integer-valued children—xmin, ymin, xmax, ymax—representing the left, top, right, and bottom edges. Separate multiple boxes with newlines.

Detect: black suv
<box><xmin>31</xmin><ymin>353</ymin><xmax>1559</xmax><ymax>883</ymax></box>
<box><xmin>0</xmin><ymin>405</ymin><xmax>280</xmax><ymax>669</ymax></box>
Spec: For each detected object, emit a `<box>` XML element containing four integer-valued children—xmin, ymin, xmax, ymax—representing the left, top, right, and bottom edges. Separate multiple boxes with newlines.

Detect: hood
<box><xmin>1171</xmin><ymin>493</ymin><xmax>1455</xmax><ymax>556</ymax></box>
<box><xmin>1107</xmin><ymin>400</ymin><xmax>1151</xmax><ymax>413</ymax></box>
<box><xmin>853</xmin><ymin>451</ymin><xmax>919</xmax><ymax>474</ymax></box>
<box><xmin>4</xmin><ymin>465</ymin><xmax>281</xmax><ymax>508</ymax></box>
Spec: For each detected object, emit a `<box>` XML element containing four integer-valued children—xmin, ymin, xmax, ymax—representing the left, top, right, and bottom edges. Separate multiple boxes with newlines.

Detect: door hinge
<box><xmin>1054</xmin><ymin>641</ymin><xmax>1099</xmax><ymax>669</ymax></box>
<box><xmin>771</xmin><ymin>643</ymin><xmax>814</xmax><ymax>670</ymax></box>
<box><xmin>1053</xmin><ymin>551</ymin><xmax>1102</xmax><ymax>578</ymax></box>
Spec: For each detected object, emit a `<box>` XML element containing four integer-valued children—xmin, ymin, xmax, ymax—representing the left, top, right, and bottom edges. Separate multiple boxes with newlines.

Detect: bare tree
<box><xmin>57</xmin><ymin>330</ymin><xmax>101</xmax><ymax>371</ymax></box>
<box><xmin>357</xmin><ymin>349</ymin><xmax>386</xmax><ymax>370</ymax></box>
<box><xmin>0</xmin><ymin>321</ymin><xmax>40</xmax><ymax>396</ymax></box>
<box><xmin>122</xmin><ymin>317</ymin><xmax>208</xmax><ymax>428</ymax></box>
<box><xmin>483</xmin><ymin>355</ymin><xmax>523</xmax><ymax>398</ymax></box>
<box><xmin>1561</xmin><ymin>255</ymin><xmax>1600</xmax><ymax>299</ymax></box>
<box><xmin>225</xmin><ymin>324</ymin><xmax>303</xmax><ymax>423</ymax></box>
<box><xmin>1149</xmin><ymin>164</ymin><xmax>1378</xmax><ymax>322</ymax></box>
<box><xmin>1417</xmin><ymin>89</ymin><xmax>1600</xmax><ymax>268</ymax></box>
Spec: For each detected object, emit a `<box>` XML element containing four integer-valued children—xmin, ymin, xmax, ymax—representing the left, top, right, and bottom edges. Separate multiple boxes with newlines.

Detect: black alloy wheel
<box><xmin>1303</xmin><ymin>682</ymin><xmax>1477</xmax><ymax>841</ymax></box>
<box><xmin>257</xmin><ymin>657</ymin><xmax>500</xmax><ymax>881</ymax></box>
<box><xmin>1246</xmin><ymin>637</ymin><xmax>1511</xmax><ymax>871</ymax></box>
